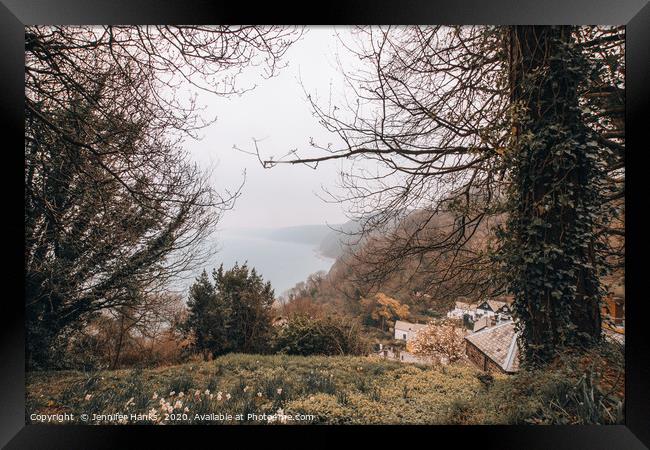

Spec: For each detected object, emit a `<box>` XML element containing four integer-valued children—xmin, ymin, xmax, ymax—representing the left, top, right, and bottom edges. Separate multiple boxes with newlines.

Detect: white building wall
<box><xmin>394</xmin><ymin>328</ymin><xmax>416</xmax><ymax>341</ymax></box>
<box><xmin>447</xmin><ymin>307</ymin><xmax>477</xmax><ymax>320</ymax></box>
<box><xmin>394</xmin><ymin>327</ymin><xmax>426</xmax><ymax>341</ymax></box>
<box><xmin>476</xmin><ymin>308</ymin><xmax>495</xmax><ymax>318</ymax></box>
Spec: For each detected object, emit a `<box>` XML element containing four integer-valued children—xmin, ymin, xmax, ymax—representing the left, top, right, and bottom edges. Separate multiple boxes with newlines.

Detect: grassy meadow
<box><xmin>26</xmin><ymin>346</ymin><xmax>624</xmax><ymax>425</ymax></box>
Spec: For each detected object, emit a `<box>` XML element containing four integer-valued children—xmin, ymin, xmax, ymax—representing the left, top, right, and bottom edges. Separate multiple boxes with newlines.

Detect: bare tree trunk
<box><xmin>111</xmin><ymin>313</ymin><xmax>126</xmax><ymax>370</ymax></box>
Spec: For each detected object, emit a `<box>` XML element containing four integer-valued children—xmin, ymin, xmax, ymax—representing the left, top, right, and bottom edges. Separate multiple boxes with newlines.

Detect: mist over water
<box><xmin>215</xmin><ymin>230</ymin><xmax>334</xmax><ymax>296</ymax></box>
<box><xmin>172</xmin><ymin>29</ymin><xmax>355</xmax><ymax>299</ymax></box>
<box><xmin>175</xmin><ymin>228</ymin><xmax>335</xmax><ymax>297</ymax></box>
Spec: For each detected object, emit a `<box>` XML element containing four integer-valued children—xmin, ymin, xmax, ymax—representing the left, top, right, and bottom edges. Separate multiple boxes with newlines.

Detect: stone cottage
<box><xmin>464</xmin><ymin>321</ymin><xmax>520</xmax><ymax>374</ymax></box>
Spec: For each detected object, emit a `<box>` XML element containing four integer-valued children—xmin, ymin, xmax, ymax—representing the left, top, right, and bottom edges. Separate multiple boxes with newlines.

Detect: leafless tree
<box><xmin>106</xmin><ymin>292</ymin><xmax>185</xmax><ymax>369</ymax></box>
<box><xmin>253</xmin><ymin>26</ymin><xmax>512</xmax><ymax>300</ymax></box>
<box><xmin>408</xmin><ymin>321</ymin><xmax>466</xmax><ymax>364</ymax></box>
<box><xmin>24</xmin><ymin>26</ymin><xmax>303</xmax><ymax>368</ymax></box>
<box><xmin>254</xmin><ymin>26</ymin><xmax>624</xmax><ymax>360</ymax></box>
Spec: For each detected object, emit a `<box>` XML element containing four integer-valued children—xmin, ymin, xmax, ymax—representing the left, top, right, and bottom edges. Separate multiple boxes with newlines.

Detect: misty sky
<box><xmin>184</xmin><ymin>27</ymin><xmax>359</xmax><ymax>230</ymax></box>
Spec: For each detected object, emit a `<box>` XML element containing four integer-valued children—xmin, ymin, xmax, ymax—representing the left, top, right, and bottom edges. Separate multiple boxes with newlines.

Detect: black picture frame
<box><xmin>2</xmin><ymin>1</ymin><xmax>648</xmax><ymax>448</ymax></box>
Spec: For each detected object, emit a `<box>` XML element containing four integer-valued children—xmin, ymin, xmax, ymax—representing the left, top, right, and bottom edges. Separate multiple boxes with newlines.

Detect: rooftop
<box><xmin>486</xmin><ymin>300</ymin><xmax>509</xmax><ymax>312</ymax></box>
<box><xmin>465</xmin><ymin>321</ymin><xmax>520</xmax><ymax>373</ymax></box>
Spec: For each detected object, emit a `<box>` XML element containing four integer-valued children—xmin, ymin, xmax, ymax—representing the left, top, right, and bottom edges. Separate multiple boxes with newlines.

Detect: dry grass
<box><xmin>26</xmin><ymin>344</ymin><xmax>624</xmax><ymax>425</ymax></box>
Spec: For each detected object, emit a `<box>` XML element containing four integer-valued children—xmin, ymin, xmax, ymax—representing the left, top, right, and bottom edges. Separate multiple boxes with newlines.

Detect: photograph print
<box><xmin>25</xmin><ymin>25</ymin><xmax>625</xmax><ymax>426</ymax></box>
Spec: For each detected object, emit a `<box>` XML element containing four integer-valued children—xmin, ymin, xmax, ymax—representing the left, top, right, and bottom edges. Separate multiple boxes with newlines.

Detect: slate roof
<box><xmin>477</xmin><ymin>300</ymin><xmax>509</xmax><ymax>312</ymax></box>
<box><xmin>487</xmin><ymin>300</ymin><xmax>509</xmax><ymax>312</ymax></box>
<box><xmin>465</xmin><ymin>321</ymin><xmax>520</xmax><ymax>373</ymax></box>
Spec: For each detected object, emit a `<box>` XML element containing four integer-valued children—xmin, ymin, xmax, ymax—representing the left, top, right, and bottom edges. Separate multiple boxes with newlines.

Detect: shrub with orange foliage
<box><xmin>360</xmin><ymin>292</ymin><xmax>410</xmax><ymax>331</ymax></box>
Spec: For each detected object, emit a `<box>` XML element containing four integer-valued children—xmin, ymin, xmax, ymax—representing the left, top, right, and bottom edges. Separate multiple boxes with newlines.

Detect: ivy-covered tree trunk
<box><xmin>505</xmin><ymin>26</ymin><xmax>604</xmax><ymax>364</ymax></box>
